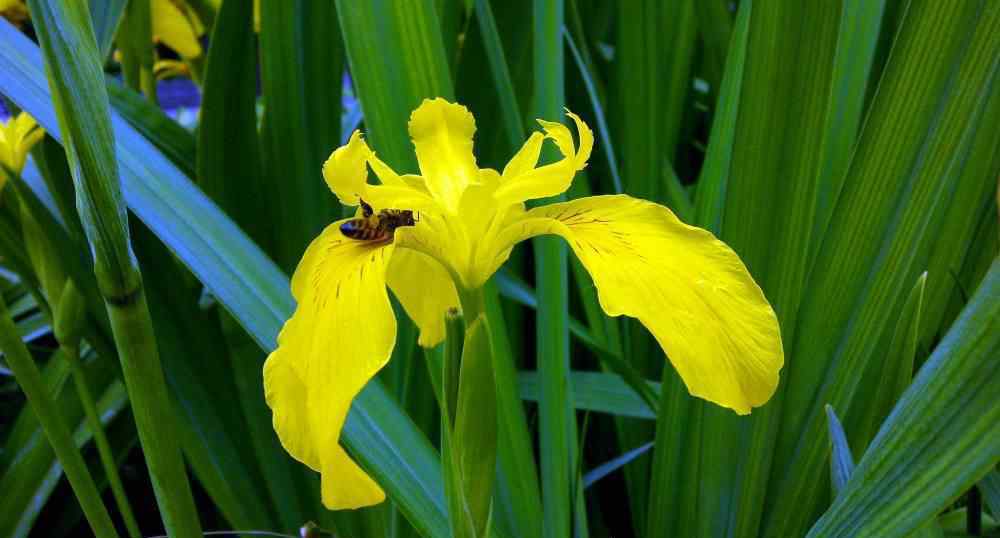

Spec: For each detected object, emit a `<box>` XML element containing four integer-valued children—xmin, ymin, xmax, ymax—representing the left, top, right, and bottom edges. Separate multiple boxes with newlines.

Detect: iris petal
<box><xmin>387</xmin><ymin>248</ymin><xmax>460</xmax><ymax>347</ymax></box>
<box><xmin>152</xmin><ymin>0</ymin><xmax>203</xmax><ymax>58</ymax></box>
<box><xmin>408</xmin><ymin>98</ymin><xmax>479</xmax><ymax>214</ymax></box>
<box><xmin>493</xmin><ymin>110</ymin><xmax>594</xmax><ymax>206</ymax></box>
<box><xmin>263</xmin><ymin>222</ymin><xmax>395</xmax><ymax>509</ymax></box>
<box><xmin>493</xmin><ymin>195</ymin><xmax>783</xmax><ymax>414</ymax></box>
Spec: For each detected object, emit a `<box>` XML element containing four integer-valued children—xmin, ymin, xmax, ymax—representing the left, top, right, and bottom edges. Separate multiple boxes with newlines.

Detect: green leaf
<box><xmin>531</xmin><ymin>1</ymin><xmax>579</xmax><ymax>536</ymax></box>
<box><xmin>771</xmin><ymin>4</ymin><xmax>1000</xmax><ymax>535</ymax></box>
<box><xmin>806</xmin><ymin>259</ymin><xmax>1000</xmax><ymax>538</ymax></box>
<box><xmin>335</xmin><ymin>0</ymin><xmax>454</xmax><ymax>170</ymax></box>
<box><xmin>0</xmin><ymin>20</ymin><xmax>453</xmax><ymax>538</ymax></box>
<box><xmin>449</xmin><ymin>313</ymin><xmax>497</xmax><ymax>538</ymax></box>
<box><xmin>980</xmin><ymin>471</ymin><xmax>1000</xmax><ymax>521</ymax></box>
<box><xmin>22</xmin><ymin>1</ymin><xmax>202</xmax><ymax>534</ymax></box>
<box><xmin>86</xmin><ymin>0</ymin><xmax>126</xmax><ymax>60</ymax></box>
<box><xmin>198</xmin><ymin>2</ymin><xmax>313</xmax><ymax>527</ymax></box>
<box><xmin>258</xmin><ymin>0</ymin><xmax>342</xmax><ymax>270</ymax></box>
<box><xmin>614</xmin><ymin>0</ymin><xmax>694</xmax><ymax>205</ymax></box>
<box><xmin>851</xmin><ymin>272</ymin><xmax>927</xmax><ymax>448</ymax></box>
<box><xmin>809</xmin><ymin>0</ymin><xmax>889</xmax><ymax>265</ymax></box>
<box><xmin>583</xmin><ymin>442</ymin><xmax>654</xmax><ymax>490</ymax></box>
<box><xmin>0</xmin><ymin>316</ymin><xmax>120</xmax><ymax>538</ymax></box>
<box><xmin>824</xmin><ymin>405</ymin><xmax>854</xmax><ymax>496</ymax></box>
<box><xmin>0</xmin><ymin>353</ymin><xmax>125</xmax><ymax>538</ymax></box>
<box><xmin>107</xmin><ymin>80</ymin><xmax>196</xmax><ymax>179</ymax></box>
<box><xmin>519</xmin><ymin>370</ymin><xmax>658</xmax><ymax>420</ymax></box>
<box><xmin>483</xmin><ymin>281</ymin><xmax>543</xmax><ymax>538</ymax></box>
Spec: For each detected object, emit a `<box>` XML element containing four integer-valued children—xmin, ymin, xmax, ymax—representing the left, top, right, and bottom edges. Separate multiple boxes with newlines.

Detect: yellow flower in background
<box><xmin>263</xmin><ymin>98</ymin><xmax>784</xmax><ymax>509</ymax></box>
<box><xmin>152</xmin><ymin>0</ymin><xmax>203</xmax><ymax>59</ymax></box>
<box><xmin>0</xmin><ymin>112</ymin><xmax>44</xmax><ymax>182</ymax></box>
<box><xmin>0</xmin><ymin>0</ymin><xmax>28</xmax><ymax>27</ymax></box>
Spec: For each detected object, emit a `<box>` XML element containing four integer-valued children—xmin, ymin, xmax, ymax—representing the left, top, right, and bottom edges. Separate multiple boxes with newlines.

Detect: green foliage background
<box><xmin>0</xmin><ymin>0</ymin><xmax>998</xmax><ymax>537</ymax></box>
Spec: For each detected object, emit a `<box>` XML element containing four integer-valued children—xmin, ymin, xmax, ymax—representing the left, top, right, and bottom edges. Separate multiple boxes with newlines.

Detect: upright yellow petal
<box><xmin>493</xmin><ymin>110</ymin><xmax>593</xmax><ymax>206</ymax></box>
<box><xmin>408</xmin><ymin>98</ymin><xmax>478</xmax><ymax>214</ymax></box>
<box><xmin>493</xmin><ymin>195</ymin><xmax>783</xmax><ymax>414</ymax></box>
<box><xmin>264</xmin><ymin>222</ymin><xmax>396</xmax><ymax>509</ymax></box>
<box><xmin>152</xmin><ymin>0</ymin><xmax>203</xmax><ymax>59</ymax></box>
<box><xmin>386</xmin><ymin>248</ymin><xmax>460</xmax><ymax>347</ymax></box>
<box><xmin>323</xmin><ymin>130</ymin><xmax>373</xmax><ymax>206</ymax></box>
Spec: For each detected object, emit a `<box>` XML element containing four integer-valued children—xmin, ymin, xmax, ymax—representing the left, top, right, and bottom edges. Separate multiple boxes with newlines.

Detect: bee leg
<box><xmin>359</xmin><ymin>198</ymin><xmax>374</xmax><ymax>218</ymax></box>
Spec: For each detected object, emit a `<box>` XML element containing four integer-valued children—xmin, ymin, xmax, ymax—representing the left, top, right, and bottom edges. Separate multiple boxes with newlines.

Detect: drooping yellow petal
<box><xmin>493</xmin><ymin>110</ymin><xmax>593</xmax><ymax>206</ymax></box>
<box><xmin>493</xmin><ymin>195</ymin><xmax>783</xmax><ymax>414</ymax></box>
<box><xmin>408</xmin><ymin>98</ymin><xmax>478</xmax><ymax>214</ymax></box>
<box><xmin>152</xmin><ymin>0</ymin><xmax>203</xmax><ymax>59</ymax></box>
<box><xmin>386</xmin><ymin>248</ymin><xmax>459</xmax><ymax>347</ymax></box>
<box><xmin>263</xmin><ymin>222</ymin><xmax>396</xmax><ymax>509</ymax></box>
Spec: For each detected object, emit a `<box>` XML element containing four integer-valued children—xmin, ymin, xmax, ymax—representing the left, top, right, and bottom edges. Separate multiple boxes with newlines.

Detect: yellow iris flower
<box><xmin>0</xmin><ymin>112</ymin><xmax>44</xmax><ymax>182</ymax></box>
<box><xmin>152</xmin><ymin>0</ymin><xmax>203</xmax><ymax>59</ymax></box>
<box><xmin>263</xmin><ymin>98</ymin><xmax>783</xmax><ymax>510</ymax></box>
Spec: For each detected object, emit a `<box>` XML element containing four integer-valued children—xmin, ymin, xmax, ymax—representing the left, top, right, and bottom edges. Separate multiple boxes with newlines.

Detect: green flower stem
<box><xmin>442</xmin><ymin>307</ymin><xmax>465</xmax><ymax>426</ymax></box>
<box><xmin>66</xmin><ymin>344</ymin><xmax>143</xmax><ymax>538</ymax></box>
<box><xmin>0</xmin><ymin>301</ymin><xmax>120</xmax><ymax>538</ymax></box>
<box><xmin>441</xmin><ymin>287</ymin><xmax>497</xmax><ymax>538</ymax></box>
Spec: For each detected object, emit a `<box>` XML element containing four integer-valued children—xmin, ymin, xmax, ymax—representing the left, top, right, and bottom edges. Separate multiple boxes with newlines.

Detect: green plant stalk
<box><xmin>26</xmin><ymin>0</ymin><xmax>203</xmax><ymax>535</ymax></box>
<box><xmin>117</xmin><ymin>0</ymin><xmax>156</xmax><ymax>102</ymax></box>
<box><xmin>533</xmin><ymin>1</ymin><xmax>578</xmax><ymax>537</ymax></box>
<box><xmin>440</xmin><ymin>288</ymin><xmax>497</xmax><ymax>538</ymax></box>
<box><xmin>66</xmin><ymin>344</ymin><xmax>142</xmax><ymax>538</ymax></box>
<box><xmin>0</xmin><ymin>301</ymin><xmax>119</xmax><ymax>538</ymax></box>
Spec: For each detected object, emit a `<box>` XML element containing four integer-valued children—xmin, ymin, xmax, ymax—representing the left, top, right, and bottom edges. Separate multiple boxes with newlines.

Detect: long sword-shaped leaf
<box><xmin>770</xmin><ymin>3</ymin><xmax>1000</xmax><ymax>535</ymax></box>
<box><xmin>258</xmin><ymin>0</ymin><xmax>342</xmax><ymax>269</ymax></box>
<box><xmin>807</xmin><ymin>259</ymin><xmax>1000</xmax><ymax>538</ymax></box>
<box><xmin>198</xmin><ymin>0</ymin><xmax>314</xmax><ymax>529</ymax></box>
<box><xmin>531</xmin><ymin>2</ymin><xmax>579</xmax><ymax>537</ymax></box>
<box><xmin>24</xmin><ymin>0</ymin><xmax>201</xmax><ymax>534</ymax></box>
<box><xmin>0</xmin><ymin>20</ymin><xmax>452</xmax><ymax>538</ymax></box>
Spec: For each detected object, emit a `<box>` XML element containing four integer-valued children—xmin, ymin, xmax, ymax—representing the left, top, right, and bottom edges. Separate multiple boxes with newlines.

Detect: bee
<box><xmin>340</xmin><ymin>199</ymin><xmax>416</xmax><ymax>242</ymax></box>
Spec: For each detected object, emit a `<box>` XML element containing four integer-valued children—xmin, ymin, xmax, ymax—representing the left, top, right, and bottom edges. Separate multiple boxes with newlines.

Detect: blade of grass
<box><xmin>807</xmin><ymin>259</ymin><xmax>1000</xmax><ymax>538</ymax></box>
<box><xmin>24</xmin><ymin>1</ymin><xmax>203</xmax><ymax>534</ymax></box>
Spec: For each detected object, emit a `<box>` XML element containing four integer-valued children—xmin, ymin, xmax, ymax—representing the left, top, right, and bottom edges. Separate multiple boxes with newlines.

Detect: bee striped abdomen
<box><xmin>340</xmin><ymin>218</ymin><xmax>390</xmax><ymax>242</ymax></box>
